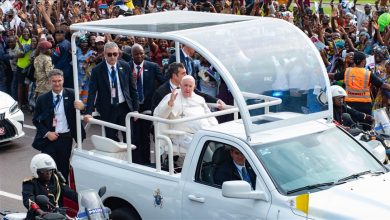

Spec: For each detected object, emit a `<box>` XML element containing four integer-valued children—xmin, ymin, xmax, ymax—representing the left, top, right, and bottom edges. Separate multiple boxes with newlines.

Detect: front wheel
<box><xmin>110</xmin><ymin>207</ymin><xmax>140</xmax><ymax>220</ymax></box>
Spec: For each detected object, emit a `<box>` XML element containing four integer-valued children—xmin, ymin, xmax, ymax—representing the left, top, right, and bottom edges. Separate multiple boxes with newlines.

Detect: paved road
<box><xmin>0</xmin><ymin>110</ymin><xmax>98</xmax><ymax>214</ymax></box>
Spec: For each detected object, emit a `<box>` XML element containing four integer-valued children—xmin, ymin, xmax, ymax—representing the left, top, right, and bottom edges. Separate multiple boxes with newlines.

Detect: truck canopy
<box><xmin>70</xmin><ymin>11</ymin><xmax>332</xmax><ymax>141</ymax></box>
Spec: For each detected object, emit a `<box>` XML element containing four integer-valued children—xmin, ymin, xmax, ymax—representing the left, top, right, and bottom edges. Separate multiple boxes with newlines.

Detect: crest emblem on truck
<box><xmin>153</xmin><ymin>188</ymin><xmax>163</xmax><ymax>208</ymax></box>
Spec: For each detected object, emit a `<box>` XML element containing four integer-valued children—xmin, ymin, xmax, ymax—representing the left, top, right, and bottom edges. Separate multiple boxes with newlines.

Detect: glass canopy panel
<box><xmin>173</xmin><ymin>18</ymin><xmax>330</xmax><ymax>117</ymax></box>
<box><xmin>71</xmin><ymin>11</ymin><xmax>258</xmax><ymax>32</ymax></box>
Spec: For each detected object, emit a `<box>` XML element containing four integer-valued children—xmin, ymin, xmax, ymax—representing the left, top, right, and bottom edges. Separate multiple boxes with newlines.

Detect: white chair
<box><xmin>155</xmin><ymin>122</ymin><xmax>190</xmax><ymax>156</ymax></box>
<box><xmin>90</xmin><ymin>135</ymin><xmax>136</xmax><ymax>160</ymax></box>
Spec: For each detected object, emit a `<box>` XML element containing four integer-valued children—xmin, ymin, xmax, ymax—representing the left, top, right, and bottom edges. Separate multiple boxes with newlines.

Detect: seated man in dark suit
<box><xmin>214</xmin><ymin>146</ymin><xmax>256</xmax><ymax>189</ymax></box>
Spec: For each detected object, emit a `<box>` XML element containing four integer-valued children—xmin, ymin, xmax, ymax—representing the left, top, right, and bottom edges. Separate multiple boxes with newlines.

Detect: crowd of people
<box><xmin>0</xmin><ymin>0</ymin><xmax>387</xmax><ymax>117</ymax></box>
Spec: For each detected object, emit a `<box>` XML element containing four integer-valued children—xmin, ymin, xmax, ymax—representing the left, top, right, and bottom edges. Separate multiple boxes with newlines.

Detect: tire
<box><xmin>110</xmin><ymin>207</ymin><xmax>141</xmax><ymax>220</ymax></box>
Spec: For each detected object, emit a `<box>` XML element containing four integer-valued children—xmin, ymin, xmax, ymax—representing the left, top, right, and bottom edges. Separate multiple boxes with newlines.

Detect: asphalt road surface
<box><xmin>0</xmin><ymin>110</ymin><xmax>98</xmax><ymax>215</ymax></box>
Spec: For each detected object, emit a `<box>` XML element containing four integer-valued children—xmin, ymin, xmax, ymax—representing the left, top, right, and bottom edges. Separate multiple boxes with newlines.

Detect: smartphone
<box><xmin>3</xmin><ymin>22</ymin><xmax>9</xmax><ymax>30</ymax></box>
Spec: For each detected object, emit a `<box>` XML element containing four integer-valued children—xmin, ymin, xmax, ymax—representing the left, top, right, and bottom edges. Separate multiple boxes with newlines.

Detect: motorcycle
<box><xmin>341</xmin><ymin>113</ymin><xmax>389</xmax><ymax>163</ymax></box>
<box><xmin>1</xmin><ymin>187</ymin><xmax>110</xmax><ymax>220</ymax></box>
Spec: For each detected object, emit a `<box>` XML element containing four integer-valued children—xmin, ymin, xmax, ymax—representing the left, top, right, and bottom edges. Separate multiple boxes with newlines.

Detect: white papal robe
<box><xmin>154</xmin><ymin>89</ymin><xmax>218</xmax><ymax>151</ymax></box>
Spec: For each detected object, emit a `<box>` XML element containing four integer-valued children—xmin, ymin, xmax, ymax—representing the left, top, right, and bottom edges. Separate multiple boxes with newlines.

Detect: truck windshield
<box><xmin>254</xmin><ymin>127</ymin><xmax>386</xmax><ymax>195</ymax></box>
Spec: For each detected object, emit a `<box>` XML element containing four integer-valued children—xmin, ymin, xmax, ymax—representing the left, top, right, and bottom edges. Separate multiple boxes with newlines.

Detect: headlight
<box><xmin>9</xmin><ymin>101</ymin><xmax>19</xmax><ymax>115</ymax></box>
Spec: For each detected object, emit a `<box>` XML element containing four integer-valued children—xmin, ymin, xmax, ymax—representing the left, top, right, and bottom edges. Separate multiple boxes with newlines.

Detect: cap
<box><xmin>38</xmin><ymin>40</ymin><xmax>52</xmax><ymax>50</ymax></box>
<box><xmin>378</xmin><ymin>13</ymin><xmax>390</xmax><ymax>32</ymax></box>
<box><xmin>95</xmin><ymin>36</ymin><xmax>105</xmax><ymax>43</ymax></box>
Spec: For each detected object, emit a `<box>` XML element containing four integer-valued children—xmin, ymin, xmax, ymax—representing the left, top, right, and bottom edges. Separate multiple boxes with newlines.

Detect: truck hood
<box><xmin>296</xmin><ymin>172</ymin><xmax>390</xmax><ymax>219</ymax></box>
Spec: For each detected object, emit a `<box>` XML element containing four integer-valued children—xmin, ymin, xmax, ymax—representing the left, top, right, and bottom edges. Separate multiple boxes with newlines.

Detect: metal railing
<box><xmin>80</xmin><ymin>95</ymin><xmax>282</xmax><ymax>175</ymax></box>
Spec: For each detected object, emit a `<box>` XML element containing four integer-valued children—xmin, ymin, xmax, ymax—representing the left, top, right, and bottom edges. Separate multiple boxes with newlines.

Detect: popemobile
<box><xmin>64</xmin><ymin>11</ymin><xmax>390</xmax><ymax>219</ymax></box>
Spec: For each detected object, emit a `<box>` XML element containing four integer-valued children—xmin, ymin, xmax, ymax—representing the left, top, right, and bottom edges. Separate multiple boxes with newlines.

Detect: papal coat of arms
<box><xmin>153</xmin><ymin>188</ymin><xmax>163</xmax><ymax>208</ymax></box>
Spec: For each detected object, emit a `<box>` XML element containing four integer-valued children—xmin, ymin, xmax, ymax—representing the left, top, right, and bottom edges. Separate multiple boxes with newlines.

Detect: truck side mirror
<box><xmin>98</xmin><ymin>186</ymin><xmax>107</xmax><ymax>198</ymax></box>
<box><xmin>222</xmin><ymin>180</ymin><xmax>268</xmax><ymax>201</ymax></box>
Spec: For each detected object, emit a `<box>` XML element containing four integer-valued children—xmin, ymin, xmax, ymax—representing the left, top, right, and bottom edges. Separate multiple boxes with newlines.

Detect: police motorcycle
<box><xmin>341</xmin><ymin>113</ymin><xmax>388</xmax><ymax>163</ymax></box>
<box><xmin>1</xmin><ymin>187</ymin><xmax>110</xmax><ymax>220</ymax></box>
<box><xmin>317</xmin><ymin>86</ymin><xmax>388</xmax><ymax>163</ymax></box>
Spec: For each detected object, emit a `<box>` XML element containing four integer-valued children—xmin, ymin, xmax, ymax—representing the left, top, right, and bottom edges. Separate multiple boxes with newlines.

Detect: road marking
<box><xmin>0</xmin><ymin>191</ymin><xmax>22</xmax><ymax>201</ymax></box>
<box><xmin>23</xmin><ymin>124</ymin><xmax>36</xmax><ymax>130</ymax></box>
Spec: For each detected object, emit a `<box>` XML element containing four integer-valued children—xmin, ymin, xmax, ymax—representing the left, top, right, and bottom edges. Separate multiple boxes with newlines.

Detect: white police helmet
<box><xmin>30</xmin><ymin>153</ymin><xmax>57</xmax><ymax>178</ymax></box>
<box><xmin>331</xmin><ymin>85</ymin><xmax>347</xmax><ymax>98</ymax></box>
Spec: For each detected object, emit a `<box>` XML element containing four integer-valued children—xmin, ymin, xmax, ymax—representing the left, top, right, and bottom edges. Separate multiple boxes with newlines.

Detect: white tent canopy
<box><xmin>70</xmin><ymin>11</ymin><xmax>332</xmax><ymax>142</ymax></box>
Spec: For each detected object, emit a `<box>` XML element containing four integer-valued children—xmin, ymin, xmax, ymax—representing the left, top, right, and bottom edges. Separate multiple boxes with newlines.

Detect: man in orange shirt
<box><xmin>344</xmin><ymin>52</ymin><xmax>390</xmax><ymax>116</ymax></box>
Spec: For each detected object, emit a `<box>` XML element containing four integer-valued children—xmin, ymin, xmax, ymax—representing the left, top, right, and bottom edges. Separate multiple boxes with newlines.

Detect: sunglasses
<box><xmin>106</xmin><ymin>52</ymin><xmax>119</xmax><ymax>57</ymax></box>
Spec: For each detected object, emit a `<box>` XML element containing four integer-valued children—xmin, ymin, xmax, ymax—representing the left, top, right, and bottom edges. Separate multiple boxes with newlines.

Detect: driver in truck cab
<box><xmin>214</xmin><ymin>146</ymin><xmax>256</xmax><ymax>189</ymax></box>
<box><xmin>22</xmin><ymin>154</ymin><xmax>78</xmax><ymax>220</ymax></box>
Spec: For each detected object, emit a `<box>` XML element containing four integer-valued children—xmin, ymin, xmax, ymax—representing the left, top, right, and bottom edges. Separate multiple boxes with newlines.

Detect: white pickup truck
<box><xmin>69</xmin><ymin>11</ymin><xmax>390</xmax><ymax>219</ymax></box>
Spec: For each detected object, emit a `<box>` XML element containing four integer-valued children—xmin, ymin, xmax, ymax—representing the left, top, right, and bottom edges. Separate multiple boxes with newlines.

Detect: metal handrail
<box><xmin>80</xmin><ymin>96</ymin><xmax>281</xmax><ymax>175</ymax></box>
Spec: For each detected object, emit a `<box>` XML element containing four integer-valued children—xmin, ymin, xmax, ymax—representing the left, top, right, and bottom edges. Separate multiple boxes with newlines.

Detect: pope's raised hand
<box><xmin>168</xmin><ymin>89</ymin><xmax>178</xmax><ymax>107</ymax></box>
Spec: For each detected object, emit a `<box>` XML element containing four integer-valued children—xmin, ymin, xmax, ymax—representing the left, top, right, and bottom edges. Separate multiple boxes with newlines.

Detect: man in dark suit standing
<box><xmin>214</xmin><ymin>147</ymin><xmax>256</xmax><ymax>189</ymax></box>
<box><xmin>152</xmin><ymin>62</ymin><xmax>225</xmax><ymax>112</ymax></box>
<box><xmin>130</xmin><ymin>44</ymin><xmax>165</xmax><ymax>164</ymax></box>
<box><xmin>168</xmin><ymin>44</ymin><xmax>196</xmax><ymax>78</ymax></box>
<box><xmin>32</xmin><ymin>69</ymin><xmax>85</xmax><ymax>180</ymax></box>
<box><xmin>84</xmin><ymin>42</ymin><xmax>139</xmax><ymax>142</ymax></box>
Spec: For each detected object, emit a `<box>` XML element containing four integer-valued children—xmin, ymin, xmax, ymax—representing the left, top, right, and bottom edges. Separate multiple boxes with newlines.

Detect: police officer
<box><xmin>22</xmin><ymin>154</ymin><xmax>78</xmax><ymax>220</ymax></box>
<box><xmin>331</xmin><ymin>85</ymin><xmax>374</xmax><ymax>126</ymax></box>
<box><xmin>344</xmin><ymin>51</ymin><xmax>390</xmax><ymax>115</ymax></box>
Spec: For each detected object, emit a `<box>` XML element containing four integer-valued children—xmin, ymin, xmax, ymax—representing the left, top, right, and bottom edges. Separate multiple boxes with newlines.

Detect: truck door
<box><xmin>181</xmin><ymin>137</ymin><xmax>271</xmax><ymax>219</ymax></box>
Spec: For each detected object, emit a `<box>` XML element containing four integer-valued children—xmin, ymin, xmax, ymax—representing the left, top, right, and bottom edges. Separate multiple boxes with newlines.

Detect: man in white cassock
<box><xmin>154</xmin><ymin>75</ymin><xmax>218</xmax><ymax>153</ymax></box>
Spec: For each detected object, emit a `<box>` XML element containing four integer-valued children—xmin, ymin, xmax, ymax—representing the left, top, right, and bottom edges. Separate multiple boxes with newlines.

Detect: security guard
<box><xmin>22</xmin><ymin>153</ymin><xmax>78</xmax><ymax>220</ymax></box>
<box><xmin>344</xmin><ymin>51</ymin><xmax>390</xmax><ymax>116</ymax></box>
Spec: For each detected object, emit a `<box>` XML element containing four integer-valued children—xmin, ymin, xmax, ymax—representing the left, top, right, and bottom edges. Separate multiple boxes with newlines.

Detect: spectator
<box><xmin>34</xmin><ymin>40</ymin><xmax>54</xmax><ymax>98</ymax></box>
<box><xmin>353</xmin><ymin>3</ymin><xmax>373</xmax><ymax>29</ymax></box>
<box><xmin>373</xmin><ymin>60</ymin><xmax>390</xmax><ymax>110</ymax></box>
<box><xmin>52</xmin><ymin>29</ymin><xmax>73</xmax><ymax>88</ymax></box>
<box><xmin>197</xmin><ymin>57</ymin><xmax>220</xmax><ymax>97</ymax></box>
<box><xmin>76</xmin><ymin>36</ymin><xmax>94</xmax><ymax>104</ymax></box>
<box><xmin>0</xmin><ymin>26</ymin><xmax>12</xmax><ymax>93</ymax></box>
<box><xmin>149</xmin><ymin>38</ymin><xmax>170</xmax><ymax>68</ymax></box>
<box><xmin>15</xmin><ymin>28</ymin><xmax>32</xmax><ymax>109</ymax></box>
<box><xmin>6</xmin><ymin>36</ymin><xmax>20</xmax><ymax>100</ymax></box>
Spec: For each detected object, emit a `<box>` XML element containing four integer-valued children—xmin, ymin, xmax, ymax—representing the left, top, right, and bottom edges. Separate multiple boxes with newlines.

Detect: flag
<box><xmin>296</xmin><ymin>193</ymin><xmax>309</xmax><ymax>215</ymax></box>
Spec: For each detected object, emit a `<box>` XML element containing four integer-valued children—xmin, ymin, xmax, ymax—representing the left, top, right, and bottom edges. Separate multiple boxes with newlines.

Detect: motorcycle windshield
<box><xmin>77</xmin><ymin>189</ymin><xmax>109</xmax><ymax>220</ymax></box>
